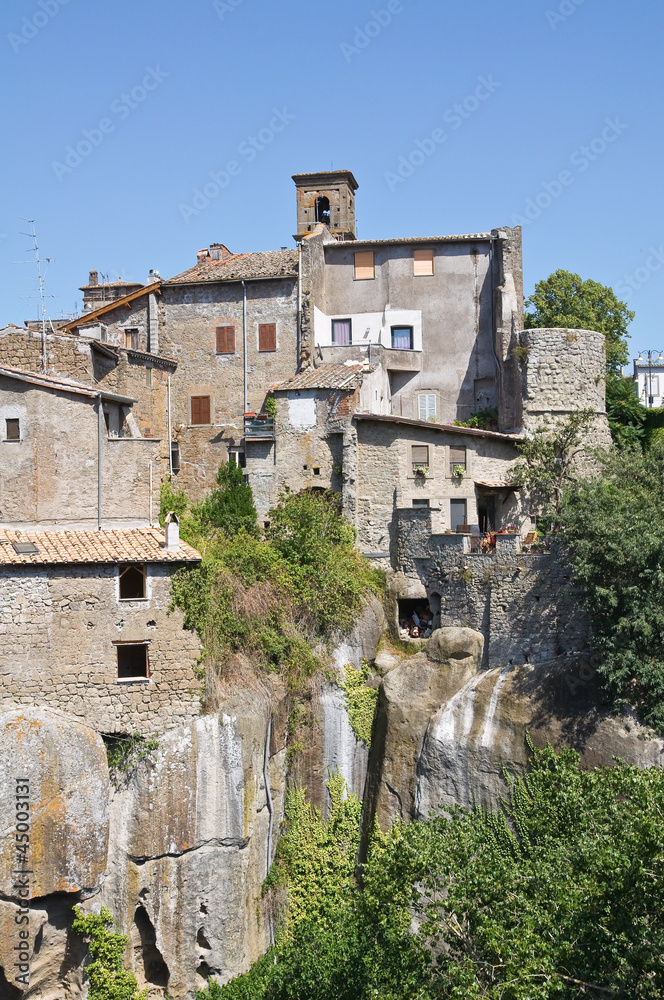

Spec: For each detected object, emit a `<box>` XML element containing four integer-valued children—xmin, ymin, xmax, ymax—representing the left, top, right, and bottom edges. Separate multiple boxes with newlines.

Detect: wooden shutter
<box><xmin>412</xmin><ymin>445</ymin><xmax>429</xmax><ymax>467</ymax></box>
<box><xmin>413</xmin><ymin>248</ymin><xmax>434</xmax><ymax>276</ymax></box>
<box><xmin>191</xmin><ymin>395</ymin><xmax>211</xmax><ymax>425</ymax></box>
<box><xmin>216</xmin><ymin>325</ymin><xmax>235</xmax><ymax>353</ymax></box>
<box><xmin>450</xmin><ymin>445</ymin><xmax>467</xmax><ymax>465</ymax></box>
<box><xmin>418</xmin><ymin>394</ymin><xmax>436</xmax><ymax>421</ymax></box>
<box><xmin>354</xmin><ymin>251</ymin><xmax>375</xmax><ymax>280</ymax></box>
<box><xmin>258</xmin><ymin>323</ymin><xmax>277</xmax><ymax>351</ymax></box>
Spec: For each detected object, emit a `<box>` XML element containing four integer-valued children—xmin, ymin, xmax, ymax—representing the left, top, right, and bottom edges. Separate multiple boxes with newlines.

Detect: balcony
<box><xmin>244</xmin><ymin>413</ymin><xmax>275</xmax><ymax>442</ymax></box>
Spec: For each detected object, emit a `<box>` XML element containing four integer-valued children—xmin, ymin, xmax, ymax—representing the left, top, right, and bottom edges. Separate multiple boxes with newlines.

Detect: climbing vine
<box><xmin>340</xmin><ymin>661</ymin><xmax>377</xmax><ymax>748</ymax></box>
<box><xmin>72</xmin><ymin>906</ymin><xmax>147</xmax><ymax>1000</ymax></box>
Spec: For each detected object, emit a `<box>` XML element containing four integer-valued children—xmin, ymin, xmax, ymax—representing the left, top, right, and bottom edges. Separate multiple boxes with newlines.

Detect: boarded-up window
<box><xmin>5</xmin><ymin>418</ymin><xmax>20</xmax><ymax>441</ymax></box>
<box><xmin>332</xmin><ymin>319</ymin><xmax>352</xmax><ymax>345</ymax></box>
<box><xmin>216</xmin><ymin>325</ymin><xmax>236</xmax><ymax>354</ymax></box>
<box><xmin>124</xmin><ymin>329</ymin><xmax>138</xmax><ymax>350</ymax></box>
<box><xmin>418</xmin><ymin>394</ymin><xmax>437</xmax><ymax>421</ymax></box>
<box><xmin>258</xmin><ymin>323</ymin><xmax>277</xmax><ymax>351</ymax></box>
<box><xmin>412</xmin><ymin>445</ymin><xmax>429</xmax><ymax>470</ymax></box>
<box><xmin>450</xmin><ymin>445</ymin><xmax>467</xmax><ymax>475</ymax></box>
<box><xmin>117</xmin><ymin>643</ymin><xmax>149</xmax><ymax>679</ymax></box>
<box><xmin>414</xmin><ymin>248</ymin><xmax>434</xmax><ymax>276</ymax></box>
<box><xmin>354</xmin><ymin>251</ymin><xmax>375</xmax><ymax>280</ymax></box>
<box><xmin>191</xmin><ymin>395</ymin><xmax>211</xmax><ymax>425</ymax></box>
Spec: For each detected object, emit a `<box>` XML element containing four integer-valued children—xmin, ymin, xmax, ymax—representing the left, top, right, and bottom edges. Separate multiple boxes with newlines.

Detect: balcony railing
<box><xmin>244</xmin><ymin>414</ymin><xmax>275</xmax><ymax>441</ymax></box>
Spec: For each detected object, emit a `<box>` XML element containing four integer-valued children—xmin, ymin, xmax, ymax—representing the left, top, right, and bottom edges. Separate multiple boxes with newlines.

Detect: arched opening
<box><xmin>133</xmin><ymin>906</ymin><xmax>170</xmax><ymax>988</ymax></box>
<box><xmin>398</xmin><ymin>599</ymin><xmax>433</xmax><ymax>639</ymax></box>
<box><xmin>315</xmin><ymin>196</ymin><xmax>331</xmax><ymax>225</ymax></box>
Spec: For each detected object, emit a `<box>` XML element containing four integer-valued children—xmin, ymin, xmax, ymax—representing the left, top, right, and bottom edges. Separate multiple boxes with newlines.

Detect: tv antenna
<box><xmin>13</xmin><ymin>220</ymin><xmax>52</xmax><ymax>373</ymax></box>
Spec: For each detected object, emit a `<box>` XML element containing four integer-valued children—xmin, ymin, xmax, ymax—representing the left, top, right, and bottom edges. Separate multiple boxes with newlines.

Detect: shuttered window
<box><xmin>412</xmin><ymin>445</ymin><xmax>429</xmax><ymax>470</ymax></box>
<box><xmin>418</xmin><ymin>394</ymin><xmax>437</xmax><ymax>421</ymax></box>
<box><xmin>216</xmin><ymin>325</ymin><xmax>235</xmax><ymax>354</ymax></box>
<box><xmin>450</xmin><ymin>445</ymin><xmax>467</xmax><ymax>475</ymax></box>
<box><xmin>191</xmin><ymin>395</ymin><xmax>211</xmax><ymax>425</ymax></box>
<box><xmin>124</xmin><ymin>329</ymin><xmax>139</xmax><ymax>350</ymax></box>
<box><xmin>258</xmin><ymin>323</ymin><xmax>277</xmax><ymax>351</ymax></box>
<box><xmin>413</xmin><ymin>248</ymin><xmax>434</xmax><ymax>276</ymax></box>
<box><xmin>354</xmin><ymin>251</ymin><xmax>375</xmax><ymax>280</ymax></box>
<box><xmin>6</xmin><ymin>418</ymin><xmax>20</xmax><ymax>441</ymax></box>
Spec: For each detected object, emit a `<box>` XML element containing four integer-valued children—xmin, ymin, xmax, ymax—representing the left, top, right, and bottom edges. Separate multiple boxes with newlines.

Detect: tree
<box><xmin>196</xmin><ymin>460</ymin><xmax>259</xmax><ymax>536</ymax></box>
<box><xmin>512</xmin><ymin>408</ymin><xmax>594</xmax><ymax>521</ymax></box>
<box><xmin>605</xmin><ymin>373</ymin><xmax>646</xmax><ymax>448</ymax></box>
<box><xmin>524</xmin><ymin>269</ymin><xmax>634</xmax><ymax>375</ymax></box>
<box><xmin>560</xmin><ymin>442</ymin><xmax>664</xmax><ymax>732</ymax></box>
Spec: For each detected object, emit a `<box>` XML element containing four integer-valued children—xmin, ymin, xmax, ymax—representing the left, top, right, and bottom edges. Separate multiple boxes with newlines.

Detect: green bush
<box><xmin>341</xmin><ymin>661</ymin><xmax>377</xmax><ymax>747</ymax></box>
<box><xmin>72</xmin><ymin>906</ymin><xmax>147</xmax><ymax>1000</ymax></box>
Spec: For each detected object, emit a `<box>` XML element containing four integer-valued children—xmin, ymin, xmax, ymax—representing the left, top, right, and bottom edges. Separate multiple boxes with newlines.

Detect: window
<box><xmin>119</xmin><ymin>564</ymin><xmax>147</xmax><ymax>600</ymax></box>
<box><xmin>354</xmin><ymin>251</ymin><xmax>375</xmax><ymax>280</ymax></box>
<box><xmin>315</xmin><ymin>196</ymin><xmax>331</xmax><ymax>225</ymax></box>
<box><xmin>413</xmin><ymin>248</ymin><xmax>434</xmax><ymax>276</ymax></box>
<box><xmin>216</xmin><ymin>325</ymin><xmax>236</xmax><ymax>354</ymax></box>
<box><xmin>391</xmin><ymin>326</ymin><xmax>413</xmax><ymax>350</ymax></box>
<box><xmin>170</xmin><ymin>442</ymin><xmax>181</xmax><ymax>474</ymax></box>
<box><xmin>450</xmin><ymin>445</ymin><xmax>467</xmax><ymax>476</ymax></box>
<box><xmin>418</xmin><ymin>394</ymin><xmax>437</xmax><ymax>421</ymax></box>
<box><xmin>145</xmin><ymin>367</ymin><xmax>153</xmax><ymax>387</ymax></box>
<box><xmin>229</xmin><ymin>450</ymin><xmax>246</xmax><ymax>469</ymax></box>
<box><xmin>5</xmin><ymin>418</ymin><xmax>20</xmax><ymax>441</ymax></box>
<box><xmin>450</xmin><ymin>499</ymin><xmax>468</xmax><ymax>532</ymax></box>
<box><xmin>412</xmin><ymin>445</ymin><xmax>429</xmax><ymax>471</ymax></box>
<box><xmin>331</xmin><ymin>319</ymin><xmax>352</xmax><ymax>345</ymax></box>
<box><xmin>258</xmin><ymin>323</ymin><xmax>277</xmax><ymax>352</ymax></box>
<box><xmin>117</xmin><ymin>643</ymin><xmax>149</xmax><ymax>680</ymax></box>
<box><xmin>412</xmin><ymin>499</ymin><xmax>430</xmax><ymax>508</ymax></box>
<box><xmin>646</xmin><ymin>375</ymin><xmax>660</xmax><ymax>399</ymax></box>
<box><xmin>191</xmin><ymin>395</ymin><xmax>211</xmax><ymax>425</ymax></box>
<box><xmin>124</xmin><ymin>329</ymin><xmax>138</xmax><ymax>350</ymax></box>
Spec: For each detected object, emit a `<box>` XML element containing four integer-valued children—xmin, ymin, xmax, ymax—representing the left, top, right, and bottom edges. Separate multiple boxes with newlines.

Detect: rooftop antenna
<box><xmin>13</xmin><ymin>220</ymin><xmax>52</xmax><ymax>373</ymax></box>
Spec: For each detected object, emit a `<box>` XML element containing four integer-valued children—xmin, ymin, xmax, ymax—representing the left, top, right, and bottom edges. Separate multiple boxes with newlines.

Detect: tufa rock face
<box><xmin>0</xmin><ymin>708</ymin><xmax>109</xmax><ymax>900</ymax></box>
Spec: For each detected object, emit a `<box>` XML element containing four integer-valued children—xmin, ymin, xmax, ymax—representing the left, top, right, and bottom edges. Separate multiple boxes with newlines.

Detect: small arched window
<box><xmin>315</xmin><ymin>196</ymin><xmax>331</xmax><ymax>226</ymax></box>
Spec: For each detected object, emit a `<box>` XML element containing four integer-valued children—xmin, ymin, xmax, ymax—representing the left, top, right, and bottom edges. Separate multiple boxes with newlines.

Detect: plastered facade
<box><xmin>0</xmin><ymin>563</ymin><xmax>201</xmax><ymax>734</ymax></box>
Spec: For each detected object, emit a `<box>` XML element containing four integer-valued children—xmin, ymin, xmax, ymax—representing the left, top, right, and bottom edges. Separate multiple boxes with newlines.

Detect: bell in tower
<box><xmin>292</xmin><ymin>170</ymin><xmax>358</xmax><ymax>241</ymax></box>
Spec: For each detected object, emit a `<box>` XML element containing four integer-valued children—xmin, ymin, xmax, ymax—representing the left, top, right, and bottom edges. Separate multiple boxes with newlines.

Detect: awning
<box><xmin>474</xmin><ymin>480</ymin><xmax>521</xmax><ymax>492</ymax></box>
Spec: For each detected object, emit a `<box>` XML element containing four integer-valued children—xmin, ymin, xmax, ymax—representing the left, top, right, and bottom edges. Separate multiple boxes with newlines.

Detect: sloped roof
<box><xmin>0</xmin><ymin>528</ymin><xmax>201</xmax><ymax>566</ymax></box>
<box><xmin>354</xmin><ymin>413</ymin><xmax>523</xmax><ymax>442</ymax></box>
<box><xmin>325</xmin><ymin>233</ymin><xmax>492</xmax><ymax>248</ymax></box>
<box><xmin>0</xmin><ymin>364</ymin><xmax>135</xmax><ymax>404</ymax></box>
<box><xmin>64</xmin><ymin>281</ymin><xmax>161</xmax><ymax>332</ymax></box>
<box><xmin>166</xmin><ymin>249</ymin><xmax>299</xmax><ymax>285</ymax></box>
<box><xmin>273</xmin><ymin>363</ymin><xmax>365</xmax><ymax>391</ymax></box>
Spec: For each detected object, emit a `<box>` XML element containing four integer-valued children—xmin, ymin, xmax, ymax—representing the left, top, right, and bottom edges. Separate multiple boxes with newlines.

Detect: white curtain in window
<box><xmin>332</xmin><ymin>319</ymin><xmax>351</xmax><ymax>345</ymax></box>
<box><xmin>418</xmin><ymin>394</ymin><xmax>436</xmax><ymax>420</ymax></box>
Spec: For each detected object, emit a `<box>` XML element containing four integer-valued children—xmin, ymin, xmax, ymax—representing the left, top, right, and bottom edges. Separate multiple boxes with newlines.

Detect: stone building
<box><xmin>0</xmin><ymin>524</ymin><xmax>201</xmax><ymax>735</ymax></box>
<box><xmin>0</xmin><ymin>364</ymin><xmax>163</xmax><ymax>530</ymax></box>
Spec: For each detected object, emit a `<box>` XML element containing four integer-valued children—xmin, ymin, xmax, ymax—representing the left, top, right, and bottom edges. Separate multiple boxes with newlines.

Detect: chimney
<box><xmin>164</xmin><ymin>511</ymin><xmax>180</xmax><ymax>551</ymax></box>
<box><xmin>197</xmin><ymin>248</ymin><xmax>210</xmax><ymax>264</ymax></box>
<box><xmin>208</xmin><ymin>243</ymin><xmax>233</xmax><ymax>261</ymax></box>
<box><xmin>89</xmin><ymin>269</ymin><xmax>99</xmax><ymax>286</ymax></box>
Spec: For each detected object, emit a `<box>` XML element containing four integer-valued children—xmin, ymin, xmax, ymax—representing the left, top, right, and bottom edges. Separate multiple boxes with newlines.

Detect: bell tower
<box><xmin>292</xmin><ymin>170</ymin><xmax>358</xmax><ymax>241</ymax></box>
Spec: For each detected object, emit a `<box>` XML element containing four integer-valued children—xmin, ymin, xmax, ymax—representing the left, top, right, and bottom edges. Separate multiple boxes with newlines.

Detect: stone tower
<box><xmin>292</xmin><ymin>170</ymin><xmax>358</xmax><ymax>241</ymax></box>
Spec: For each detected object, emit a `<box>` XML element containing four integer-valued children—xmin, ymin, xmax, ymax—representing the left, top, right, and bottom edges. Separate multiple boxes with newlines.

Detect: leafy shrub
<box><xmin>194</xmin><ymin>460</ymin><xmax>259</xmax><ymax>537</ymax></box>
<box><xmin>452</xmin><ymin>406</ymin><xmax>498</xmax><ymax>431</ymax></box>
<box><xmin>560</xmin><ymin>442</ymin><xmax>664</xmax><ymax>732</ymax></box>
<box><xmin>104</xmin><ymin>733</ymin><xmax>159</xmax><ymax>788</ymax></box>
<box><xmin>341</xmin><ymin>661</ymin><xmax>377</xmax><ymax>747</ymax></box>
<box><xmin>72</xmin><ymin>906</ymin><xmax>147</xmax><ymax>1000</ymax></box>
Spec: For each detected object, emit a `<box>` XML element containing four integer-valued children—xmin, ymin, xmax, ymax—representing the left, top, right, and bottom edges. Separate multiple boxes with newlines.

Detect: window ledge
<box><xmin>117</xmin><ymin>677</ymin><xmax>151</xmax><ymax>685</ymax></box>
<box><xmin>2</xmin><ymin>440</ymin><xmax>22</xmax><ymax>444</ymax></box>
<box><xmin>118</xmin><ymin>598</ymin><xmax>150</xmax><ymax>604</ymax></box>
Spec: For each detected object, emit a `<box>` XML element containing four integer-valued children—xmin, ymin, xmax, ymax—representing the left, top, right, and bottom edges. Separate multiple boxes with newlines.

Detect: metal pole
<box><xmin>167</xmin><ymin>375</ymin><xmax>173</xmax><ymax>476</ymax></box>
<box><xmin>97</xmin><ymin>394</ymin><xmax>103</xmax><ymax>530</ymax></box>
<box><xmin>242</xmin><ymin>280</ymin><xmax>248</xmax><ymax>414</ymax></box>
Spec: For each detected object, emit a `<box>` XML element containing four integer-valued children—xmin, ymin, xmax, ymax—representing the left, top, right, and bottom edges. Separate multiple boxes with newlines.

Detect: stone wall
<box><xmin>520</xmin><ymin>327</ymin><xmax>612</xmax><ymax>450</ymax></box>
<box><xmin>354</xmin><ymin>416</ymin><xmax>525</xmax><ymax>554</ymax></box>
<box><xmin>0</xmin><ymin>563</ymin><xmax>201</xmax><ymax>733</ymax></box>
<box><xmin>0</xmin><ymin>376</ymin><xmax>162</xmax><ymax>528</ymax></box>
<box><xmin>393</xmin><ymin>514</ymin><xmax>591</xmax><ymax>668</ymax></box>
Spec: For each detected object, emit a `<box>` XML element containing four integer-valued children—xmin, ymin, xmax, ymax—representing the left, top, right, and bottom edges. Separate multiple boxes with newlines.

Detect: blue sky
<box><xmin>1</xmin><ymin>0</ymin><xmax>662</xmax><ymax>359</ymax></box>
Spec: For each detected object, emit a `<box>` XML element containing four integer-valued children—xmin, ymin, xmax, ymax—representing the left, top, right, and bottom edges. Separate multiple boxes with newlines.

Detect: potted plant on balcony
<box><xmin>415</xmin><ymin>465</ymin><xmax>429</xmax><ymax>478</ymax></box>
<box><xmin>452</xmin><ymin>464</ymin><xmax>466</xmax><ymax>480</ymax></box>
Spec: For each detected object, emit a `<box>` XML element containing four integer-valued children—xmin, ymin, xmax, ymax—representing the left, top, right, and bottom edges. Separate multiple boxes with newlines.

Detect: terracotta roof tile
<box><xmin>0</xmin><ymin>528</ymin><xmax>201</xmax><ymax>566</ymax></box>
<box><xmin>166</xmin><ymin>249</ymin><xmax>299</xmax><ymax>285</ymax></box>
<box><xmin>273</xmin><ymin>363</ymin><xmax>365</xmax><ymax>391</ymax></box>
